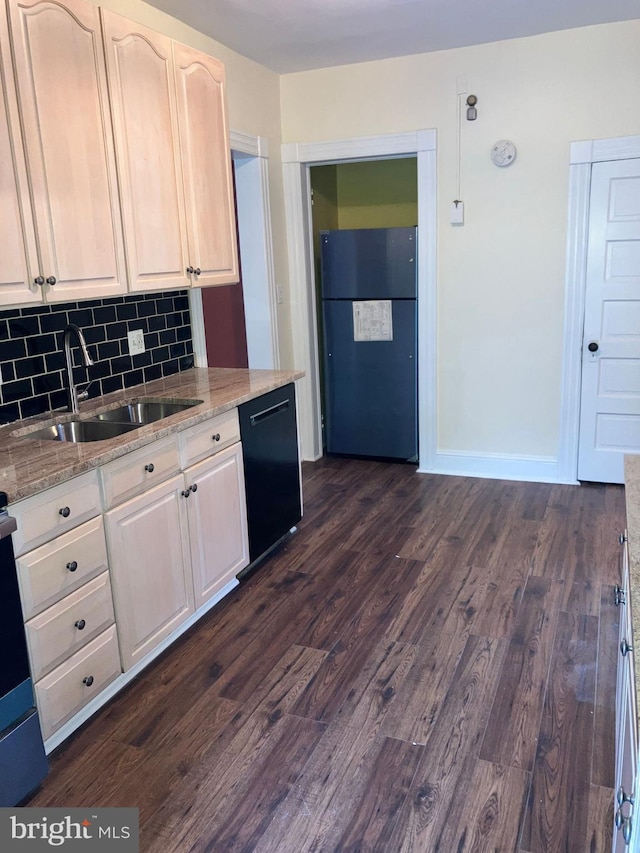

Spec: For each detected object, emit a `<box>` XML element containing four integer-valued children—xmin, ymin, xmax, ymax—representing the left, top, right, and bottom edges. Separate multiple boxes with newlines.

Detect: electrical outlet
<box><xmin>127</xmin><ymin>328</ymin><xmax>145</xmax><ymax>356</ymax></box>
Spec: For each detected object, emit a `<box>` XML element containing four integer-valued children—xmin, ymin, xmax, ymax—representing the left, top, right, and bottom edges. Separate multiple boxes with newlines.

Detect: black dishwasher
<box><xmin>238</xmin><ymin>383</ymin><xmax>301</xmax><ymax>571</ymax></box>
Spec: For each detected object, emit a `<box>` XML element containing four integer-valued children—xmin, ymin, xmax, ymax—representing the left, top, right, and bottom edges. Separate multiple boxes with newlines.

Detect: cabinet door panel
<box><xmin>101</xmin><ymin>10</ymin><xmax>189</xmax><ymax>293</ymax></box>
<box><xmin>8</xmin><ymin>0</ymin><xmax>126</xmax><ymax>301</ymax></box>
<box><xmin>105</xmin><ymin>474</ymin><xmax>194</xmax><ymax>670</ymax></box>
<box><xmin>186</xmin><ymin>442</ymin><xmax>248</xmax><ymax>607</ymax></box>
<box><xmin>173</xmin><ymin>42</ymin><xmax>238</xmax><ymax>287</ymax></box>
<box><xmin>0</xmin><ymin>9</ymin><xmax>39</xmax><ymax>305</ymax></box>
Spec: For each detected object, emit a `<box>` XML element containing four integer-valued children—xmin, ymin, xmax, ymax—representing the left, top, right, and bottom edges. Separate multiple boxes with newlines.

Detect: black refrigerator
<box><xmin>320</xmin><ymin>226</ymin><xmax>417</xmax><ymax>460</ymax></box>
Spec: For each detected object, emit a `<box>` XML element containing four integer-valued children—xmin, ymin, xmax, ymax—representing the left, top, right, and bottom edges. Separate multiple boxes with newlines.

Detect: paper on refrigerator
<box><xmin>352</xmin><ymin>300</ymin><xmax>393</xmax><ymax>342</ymax></box>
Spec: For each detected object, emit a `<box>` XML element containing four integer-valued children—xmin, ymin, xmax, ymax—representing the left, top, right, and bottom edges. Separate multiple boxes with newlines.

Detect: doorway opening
<box><xmin>309</xmin><ymin>158</ymin><xmax>418</xmax><ymax>456</ymax></box>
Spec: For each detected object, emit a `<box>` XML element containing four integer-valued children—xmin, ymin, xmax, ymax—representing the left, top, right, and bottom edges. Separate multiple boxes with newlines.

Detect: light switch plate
<box><xmin>127</xmin><ymin>329</ymin><xmax>145</xmax><ymax>356</ymax></box>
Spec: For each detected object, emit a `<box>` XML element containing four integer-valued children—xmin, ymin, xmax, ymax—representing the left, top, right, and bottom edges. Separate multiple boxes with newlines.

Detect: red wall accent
<box><xmin>202</xmin><ymin>282</ymin><xmax>248</xmax><ymax>368</ymax></box>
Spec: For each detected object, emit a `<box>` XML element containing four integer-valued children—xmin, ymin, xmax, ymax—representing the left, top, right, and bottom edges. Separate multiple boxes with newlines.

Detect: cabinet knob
<box><xmin>181</xmin><ymin>489</ymin><xmax>191</xmax><ymax>498</ymax></box>
<box><xmin>34</xmin><ymin>275</ymin><xmax>45</xmax><ymax>286</ymax></box>
<box><xmin>190</xmin><ymin>483</ymin><xmax>198</xmax><ymax>493</ymax></box>
<box><xmin>618</xmin><ymin>786</ymin><xmax>635</xmax><ymax>807</ymax></box>
<box><xmin>46</xmin><ymin>275</ymin><xmax>57</xmax><ymax>286</ymax></box>
<box><xmin>621</xmin><ymin>638</ymin><xmax>634</xmax><ymax>657</ymax></box>
<box><xmin>74</xmin><ymin>619</ymin><xmax>86</xmax><ymax>631</ymax></box>
<box><xmin>66</xmin><ymin>560</ymin><xmax>78</xmax><ymax>572</ymax></box>
<box><xmin>212</xmin><ymin>433</ymin><xmax>221</xmax><ymax>442</ymax></box>
<box><xmin>59</xmin><ymin>506</ymin><xmax>71</xmax><ymax>518</ymax></box>
<box><xmin>82</xmin><ymin>675</ymin><xmax>94</xmax><ymax>687</ymax></box>
<box><xmin>194</xmin><ymin>268</ymin><xmax>201</xmax><ymax>276</ymax></box>
<box><xmin>186</xmin><ymin>266</ymin><xmax>194</xmax><ymax>274</ymax></box>
<box><xmin>620</xmin><ymin>532</ymin><xmax>628</xmax><ymax>545</ymax></box>
<box><xmin>144</xmin><ymin>463</ymin><xmax>155</xmax><ymax>473</ymax></box>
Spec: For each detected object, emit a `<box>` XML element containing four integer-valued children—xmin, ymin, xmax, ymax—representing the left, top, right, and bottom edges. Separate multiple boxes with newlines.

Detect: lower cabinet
<box><xmin>614</xmin><ymin>532</ymin><xmax>639</xmax><ymax>851</ymax></box>
<box><xmin>103</xmin><ymin>414</ymin><xmax>249</xmax><ymax>672</ymax></box>
<box><xmin>185</xmin><ymin>442</ymin><xmax>249</xmax><ymax>608</ymax></box>
<box><xmin>34</xmin><ymin>624</ymin><xmax>121</xmax><ymax>740</ymax></box>
<box><xmin>104</xmin><ymin>474</ymin><xmax>194</xmax><ymax>670</ymax></box>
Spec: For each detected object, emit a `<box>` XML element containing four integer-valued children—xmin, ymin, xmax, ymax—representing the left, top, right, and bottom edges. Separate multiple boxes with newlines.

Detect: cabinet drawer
<box><xmin>16</xmin><ymin>515</ymin><xmax>109</xmax><ymax>619</ymax></box>
<box><xmin>100</xmin><ymin>434</ymin><xmax>179</xmax><ymax>508</ymax></box>
<box><xmin>25</xmin><ymin>572</ymin><xmax>115</xmax><ymax>681</ymax></box>
<box><xmin>11</xmin><ymin>471</ymin><xmax>101</xmax><ymax>556</ymax></box>
<box><xmin>35</xmin><ymin>625</ymin><xmax>121</xmax><ymax>741</ymax></box>
<box><xmin>179</xmin><ymin>408</ymin><xmax>240</xmax><ymax>468</ymax></box>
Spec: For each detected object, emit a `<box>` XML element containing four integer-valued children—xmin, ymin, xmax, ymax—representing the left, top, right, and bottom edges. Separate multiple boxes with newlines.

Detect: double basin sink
<box><xmin>21</xmin><ymin>399</ymin><xmax>203</xmax><ymax>443</ymax></box>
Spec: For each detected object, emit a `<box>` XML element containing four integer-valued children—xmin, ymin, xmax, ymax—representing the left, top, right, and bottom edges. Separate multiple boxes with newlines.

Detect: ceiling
<box><xmin>145</xmin><ymin>0</ymin><xmax>639</xmax><ymax>73</ymax></box>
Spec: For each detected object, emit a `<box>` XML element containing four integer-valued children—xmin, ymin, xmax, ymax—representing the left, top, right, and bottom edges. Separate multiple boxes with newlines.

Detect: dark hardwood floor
<box><xmin>28</xmin><ymin>457</ymin><xmax>626</xmax><ymax>852</ymax></box>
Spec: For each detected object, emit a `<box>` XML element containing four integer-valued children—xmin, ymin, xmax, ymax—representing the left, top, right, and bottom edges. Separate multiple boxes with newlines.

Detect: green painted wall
<box><xmin>336</xmin><ymin>158</ymin><xmax>417</xmax><ymax>228</ymax></box>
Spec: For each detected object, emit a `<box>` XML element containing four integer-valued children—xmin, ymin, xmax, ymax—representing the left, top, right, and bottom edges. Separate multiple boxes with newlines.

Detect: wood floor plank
<box><xmin>480</xmin><ymin>576</ymin><xmax>562</xmax><ymax>771</ymax></box>
<box><xmin>381</xmin><ymin>628</ymin><xmax>469</xmax><ymax>744</ymax></box>
<box><xmin>433</xmin><ymin>758</ymin><xmax>530</xmax><ymax>853</ymax></box>
<box><xmin>386</xmin><ymin>634</ymin><xmax>509</xmax><ymax>852</ymax></box>
<box><xmin>586</xmin><ymin>784</ymin><xmax>615</xmax><ymax>853</ymax></box>
<box><xmin>180</xmin><ymin>715</ymin><xmax>326</xmax><ymax>853</ymax></box>
<box><xmin>520</xmin><ymin>611</ymin><xmax>599</xmax><ymax>853</ymax></box>
<box><xmin>332</xmin><ymin>736</ymin><xmax>423</xmax><ymax>853</ymax></box>
<box><xmin>592</xmin><ymin>584</ymin><xmax>620</xmax><ymax>788</ymax></box>
<box><xmin>255</xmin><ymin>641</ymin><xmax>421</xmax><ymax>852</ymax></box>
<box><xmin>290</xmin><ymin>557</ymin><xmax>425</xmax><ymax>722</ymax></box>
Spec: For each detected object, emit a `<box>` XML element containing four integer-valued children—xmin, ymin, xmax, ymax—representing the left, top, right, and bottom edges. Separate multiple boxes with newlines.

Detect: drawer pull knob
<box><xmin>83</xmin><ymin>675</ymin><xmax>94</xmax><ymax>687</ymax></box>
<box><xmin>181</xmin><ymin>489</ymin><xmax>191</xmax><ymax>498</ymax></box>
<box><xmin>190</xmin><ymin>483</ymin><xmax>198</xmax><ymax>493</ymax></box>
<box><xmin>66</xmin><ymin>560</ymin><xmax>78</xmax><ymax>572</ymax></box>
<box><xmin>621</xmin><ymin>639</ymin><xmax>634</xmax><ymax>656</ymax></box>
<box><xmin>74</xmin><ymin>619</ymin><xmax>86</xmax><ymax>631</ymax></box>
<box><xmin>59</xmin><ymin>506</ymin><xmax>71</xmax><ymax>518</ymax></box>
<box><xmin>212</xmin><ymin>433</ymin><xmax>221</xmax><ymax>442</ymax></box>
<box><xmin>144</xmin><ymin>463</ymin><xmax>155</xmax><ymax>473</ymax></box>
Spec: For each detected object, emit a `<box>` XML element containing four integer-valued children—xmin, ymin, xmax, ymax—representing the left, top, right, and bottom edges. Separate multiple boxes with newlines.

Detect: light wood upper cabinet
<box><xmin>100</xmin><ymin>10</ymin><xmax>190</xmax><ymax>293</ymax></box>
<box><xmin>174</xmin><ymin>42</ymin><xmax>239</xmax><ymax>287</ymax></box>
<box><xmin>6</xmin><ymin>0</ymin><xmax>127</xmax><ymax>303</ymax></box>
<box><xmin>0</xmin><ymin>10</ymin><xmax>39</xmax><ymax>305</ymax></box>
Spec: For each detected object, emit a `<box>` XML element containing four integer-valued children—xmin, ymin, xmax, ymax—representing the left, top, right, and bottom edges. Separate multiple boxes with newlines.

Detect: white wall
<box><xmin>280</xmin><ymin>21</ymin><xmax>640</xmax><ymax>461</ymax></box>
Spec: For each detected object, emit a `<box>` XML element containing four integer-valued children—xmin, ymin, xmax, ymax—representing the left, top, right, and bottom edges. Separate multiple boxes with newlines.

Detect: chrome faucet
<box><xmin>63</xmin><ymin>323</ymin><xmax>94</xmax><ymax>413</ymax></box>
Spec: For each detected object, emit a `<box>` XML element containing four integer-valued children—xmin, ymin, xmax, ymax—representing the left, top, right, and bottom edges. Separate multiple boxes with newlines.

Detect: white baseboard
<box><xmin>419</xmin><ymin>450</ymin><xmax>577</xmax><ymax>485</ymax></box>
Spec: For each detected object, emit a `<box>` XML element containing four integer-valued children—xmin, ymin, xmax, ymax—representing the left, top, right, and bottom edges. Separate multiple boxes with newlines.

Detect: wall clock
<box><xmin>491</xmin><ymin>140</ymin><xmax>517</xmax><ymax>167</ymax></box>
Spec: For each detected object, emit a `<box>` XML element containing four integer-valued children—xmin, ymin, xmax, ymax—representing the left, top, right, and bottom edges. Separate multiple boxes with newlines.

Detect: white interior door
<box><xmin>578</xmin><ymin>158</ymin><xmax>640</xmax><ymax>483</ymax></box>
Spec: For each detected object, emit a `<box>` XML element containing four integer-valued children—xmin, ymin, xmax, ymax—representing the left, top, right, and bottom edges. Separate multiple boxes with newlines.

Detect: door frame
<box><xmin>190</xmin><ymin>130</ymin><xmax>280</xmax><ymax>370</ymax></box>
<box><xmin>559</xmin><ymin>133</ymin><xmax>640</xmax><ymax>483</ymax></box>
<box><xmin>282</xmin><ymin>129</ymin><xmax>437</xmax><ymax>464</ymax></box>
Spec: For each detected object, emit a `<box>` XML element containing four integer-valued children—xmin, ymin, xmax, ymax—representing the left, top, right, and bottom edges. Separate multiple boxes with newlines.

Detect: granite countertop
<box><xmin>0</xmin><ymin>367</ymin><xmax>303</xmax><ymax>505</ymax></box>
<box><xmin>624</xmin><ymin>455</ymin><xmax>640</xmax><ymax>709</ymax></box>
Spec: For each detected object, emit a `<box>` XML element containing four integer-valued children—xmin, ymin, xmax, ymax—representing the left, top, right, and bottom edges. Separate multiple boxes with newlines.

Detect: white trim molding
<box><xmin>281</xmin><ymin>129</ymin><xmax>438</xmax><ymax>464</ymax></box>
<box><xmin>558</xmin><ymin>134</ymin><xmax>640</xmax><ymax>483</ymax></box>
<box><xmin>432</xmin><ymin>451</ymin><xmax>561</xmax><ymax>484</ymax></box>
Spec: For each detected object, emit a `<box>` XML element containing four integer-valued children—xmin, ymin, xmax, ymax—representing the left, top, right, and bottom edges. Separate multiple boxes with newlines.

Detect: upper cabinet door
<box><xmin>101</xmin><ymin>10</ymin><xmax>190</xmax><ymax>293</ymax></box>
<box><xmin>0</xmin><ymin>9</ymin><xmax>39</xmax><ymax>305</ymax></box>
<box><xmin>173</xmin><ymin>42</ymin><xmax>239</xmax><ymax>287</ymax></box>
<box><xmin>7</xmin><ymin>0</ymin><xmax>127</xmax><ymax>302</ymax></box>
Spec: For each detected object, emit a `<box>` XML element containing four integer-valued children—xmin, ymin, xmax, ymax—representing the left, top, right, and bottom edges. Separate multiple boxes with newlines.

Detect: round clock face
<box><xmin>491</xmin><ymin>140</ymin><xmax>517</xmax><ymax>167</ymax></box>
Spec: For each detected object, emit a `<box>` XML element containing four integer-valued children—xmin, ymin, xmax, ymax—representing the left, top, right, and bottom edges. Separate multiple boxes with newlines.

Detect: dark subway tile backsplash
<box><xmin>0</xmin><ymin>291</ymin><xmax>194</xmax><ymax>425</ymax></box>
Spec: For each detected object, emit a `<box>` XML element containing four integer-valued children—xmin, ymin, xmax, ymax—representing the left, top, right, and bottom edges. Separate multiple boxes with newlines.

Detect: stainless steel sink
<box><xmin>25</xmin><ymin>419</ymin><xmax>141</xmax><ymax>443</ymax></box>
<box><xmin>95</xmin><ymin>399</ymin><xmax>202</xmax><ymax>424</ymax></box>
